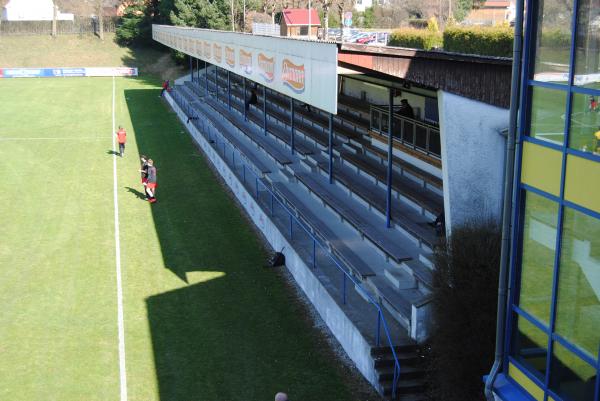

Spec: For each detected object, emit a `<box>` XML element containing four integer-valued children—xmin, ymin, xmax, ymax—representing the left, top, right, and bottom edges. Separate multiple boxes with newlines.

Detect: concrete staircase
<box><xmin>371</xmin><ymin>344</ymin><xmax>429</xmax><ymax>400</ymax></box>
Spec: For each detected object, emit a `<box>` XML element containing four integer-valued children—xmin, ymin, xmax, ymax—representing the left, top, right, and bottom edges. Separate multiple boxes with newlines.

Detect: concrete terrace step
<box><xmin>174</xmin><ymin>93</ymin><xmax>274</xmax><ymax>177</ymax></box>
<box><xmin>203</xmin><ymin>96</ymin><xmax>294</xmax><ymax>167</ymax></box>
<box><xmin>271</xmin><ymin>182</ymin><xmax>376</xmax><ymax>279</ymax></box>
<box><xmin>293</xmin><ymin>171</ymin><xmax>414</xmax><ymax>264</ymax></box>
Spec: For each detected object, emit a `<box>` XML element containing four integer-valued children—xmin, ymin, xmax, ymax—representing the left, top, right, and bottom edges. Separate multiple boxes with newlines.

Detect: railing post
<box><xmin>263</xmin><ymin>85</ymin><xmax>267</xmax><ymax>136</ymax></box>
<box><xmin>312</xmin><ymin>239</ymin><xmax>316</xmax><ymax>268</ymax></box>
<box><xmin>243</xmin><ymin>164</ymin><xmax>246</xmax><ymax>183</ymax></box>
<box><xmin>255</xmin><ymin>176</ymin><xmax>259</xmax><ymax>198</ymax></box>
<box><xmin>205</xmin><ymin>61</ymin><xmax>209</xmax><ymax>96</ymax></box>
<box><xmin>376</xmin><ymin>310</ymin><xmax>381</xmax><ymax>346</ymax></box>
<box><xmin>328</xmin><ymin>113</ymin><xmax>333</xmax><ymax>184</ymax></box>
<box><xmin>289</xmin><ymin>215</ymin><xmax>293</xmax><ymax>238</ymax></box>
<box><xmin>342</xmin><ymin>272</ymin><xmax>346</xmax><ymax>305</ymax></box>
<box><xmin>214</xmin><ymin>65</ymin><xmax>218</xmax><ymax>101</ymax></box>
<box><xmin>243</xmin><ymin>78</ymin><xmax>247</xmax><ymax>121</ymax></box>
<box><xmin>386</xmin><ymin>88</ymin><xmax>393</xmax><ymax>228</ymax></box>
<box><xmin>227</xmin><ymin>70</ymin><xmax>231</xmax><ymax>110</ymax></box>
<box><xmin>189</xmin><ymin>56</ymin><xmax>193</xmax><ymax>82</ymax></box>
<box><xmin>290</xmin><ymin>98</ymin><xmax>295</xmax><ymax>155</ymax></box>
<box><xmin>270</xmin><ymin>193</ymin><xmax>274</xmax><ymax>216</ymax></box>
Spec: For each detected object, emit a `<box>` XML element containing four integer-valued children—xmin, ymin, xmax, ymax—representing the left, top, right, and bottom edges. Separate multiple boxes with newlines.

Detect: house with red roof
<box><xmin>280</xmin><ymin>8</ymin><xmax>320</xmax><ymax>38</ymax></box>
<box><xmin>463</xmin><ymin>0</ymin><xmax>516</xmax><ymax>25</ymax></box>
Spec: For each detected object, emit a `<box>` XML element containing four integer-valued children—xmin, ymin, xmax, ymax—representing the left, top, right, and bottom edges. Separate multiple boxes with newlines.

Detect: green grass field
<box><xmin>0</xmin><ymin>76</ymin><xmax>368</xmax><ymax>401</ymax></box>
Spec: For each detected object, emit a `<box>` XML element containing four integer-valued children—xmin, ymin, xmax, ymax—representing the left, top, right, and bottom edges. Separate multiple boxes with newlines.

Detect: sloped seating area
<box><xmin>172</xmin><ymin>75</ymin><xmax>439</xmax><ymax>336</ymax></box>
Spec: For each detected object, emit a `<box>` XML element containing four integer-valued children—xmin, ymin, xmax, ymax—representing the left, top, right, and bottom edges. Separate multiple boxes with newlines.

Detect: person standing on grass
<box><xmin>160</xmin><ymin>80</ymin><xmax>170</xmax><ymax>97</ymax></box>
<box><xmin>146</xmin><ymin>159</ymin><xmax>157</xmax><ymax>203</ymax></box>
<box><xmin>139</xmin><ymin>155</ymin><xmax>150</xmax><ymax>198</ymax></box>
<box><xmin>116</xmin><ymin>125</ymin><xmax>127</xmax><ymax>157</ymax></box>
<box><xmin>245</xmin><ymin>87</ymin><xmax>258</xmax><ymax>112</ymax></box>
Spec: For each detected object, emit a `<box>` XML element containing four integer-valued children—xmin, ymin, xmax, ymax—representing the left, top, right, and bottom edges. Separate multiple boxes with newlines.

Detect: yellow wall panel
<box><xmin>508</xmin><ymin>362</ymin><xmax>545</xmax><ymax>401</ymax></box>
<box><xmin>565</xmin><ymin>155</ymin><xmax>600</xmax><ymax>213</ymax></box>
<box><xmin>521</xmin><ymin>142</ymin><xmax>562</xmax><ymax>196</ymax></box>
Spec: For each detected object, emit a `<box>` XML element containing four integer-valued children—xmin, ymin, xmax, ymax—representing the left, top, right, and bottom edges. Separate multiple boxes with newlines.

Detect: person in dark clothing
<box><xmin>146</xmin><ymin>159</ymin><xmax>157</xmax><ymax>203</ymax></box>
<box><xmin>245</xmin><ymin>87</ymin><xmax>258</xmax><ymax>112</ymax></box>
<box><xmin>397</xmin><ymin>99</ymin><xmax>415</xmax><ymax>120</ymax></box>
<box><xmin>139</xmin><ymin>155</ymin><xmax>150</xmax><ymax>199</ymax></box>
<box><xmin>428</xmin><ymin>211</ymin><xmax>445</xmax><ymax>236</ymax></box>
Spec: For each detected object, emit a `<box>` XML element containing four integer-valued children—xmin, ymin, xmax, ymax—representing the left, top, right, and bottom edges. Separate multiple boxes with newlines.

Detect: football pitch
<box><xmin>0</xmin><ymin>77</ymin><xmax>359</xmax><ymax>401</ymax></box>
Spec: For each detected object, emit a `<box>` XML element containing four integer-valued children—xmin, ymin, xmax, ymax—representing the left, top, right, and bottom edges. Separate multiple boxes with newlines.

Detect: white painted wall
<box><xmin>438</xmin><ymin>90</ymin><xmax>509</xmax><ymax>233</ymax></box>
<box><xmin>354</xmin><ymin>0</ymin><xmax>373</xmax><ymax>13</ymax></box>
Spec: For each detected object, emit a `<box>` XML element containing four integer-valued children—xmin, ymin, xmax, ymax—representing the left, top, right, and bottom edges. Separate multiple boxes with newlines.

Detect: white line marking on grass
<box><xmin>0</xmin><ymin>137</ymin><xmax>112</xmax><ymax>141</ymax></box>
<box><xmin>112</xmin><ymin>75</ymin><xmax>128</xmax><ymax>401</ymax></box>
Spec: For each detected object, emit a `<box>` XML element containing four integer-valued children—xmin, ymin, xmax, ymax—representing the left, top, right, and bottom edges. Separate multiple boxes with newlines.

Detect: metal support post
<box><xmin>263</xmin><ymin>85</ymin><xmax>267</xmax><ymax>136</ymax></box>
<box><xmin>227</xmin><ymin>70</ymin><xmax>231</xmax><ymax>110</ymax></box>
<box><xmin>243</xmin><ymin>78</ymin><xmax>247</xmax><ymax>121</ymax></box>
<box><xmin>376</xmin><ymin>311</ymin><xmax>381</xmax><ymax>346</ymax></box>
<box><xmin>214</xmin><ymin>65</ymin><xmax>218</xmax><ymax>101</ymax></box>
<box><xmin>189</xmin><ymin>57</ymin><xmax>193</xmax><ymax>82</ymax></box>
<box><xmin>290</xmin><ymin>98</ymin><xmax>295</xmax><ymax>155</ymax></box>
<box><xmin>342</xmin><ymin>273</ymin><xmax>346</xmax><ymax>304</ymax></box>
<box><xmin>205</xmin><ymin>61</ymin><xmax>209</xmax><ymax>96</ymax></box>
<box><xmin>312</xmin><ymin>240</ymin><xmax>316</xmax><ymax>268</ymax></box>
<box><xmin>328</xmin><ymin>113</ymin><xmax>333</xmax><ymax>184</ymax></box>
<box><xmin>386</xmin><ymin>88</ymin><xmax>393</xmax><ymax>228</ymax></box>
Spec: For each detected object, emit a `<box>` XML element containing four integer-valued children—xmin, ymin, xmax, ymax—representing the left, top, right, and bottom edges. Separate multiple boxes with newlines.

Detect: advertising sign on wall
<box><xmin>0</xmin><ymin>67</ymin><xmax>138</xmax><ymax>78</ymax></box>
<box><xmin>152</xmin><ymin>25</ymin><xmax>338</xmax><ymax>114</ymax></box>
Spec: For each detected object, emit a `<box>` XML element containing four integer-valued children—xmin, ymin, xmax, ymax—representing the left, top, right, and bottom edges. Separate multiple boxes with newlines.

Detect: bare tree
<box><xmin>52</xmin><ymin>0</ymin><xmax>58</xmax><ymax>37</ymax></box>
<box><xmin>97</xmin><ymin>0</ymin><xmax>104</xmax><ymax>40</ymax></box>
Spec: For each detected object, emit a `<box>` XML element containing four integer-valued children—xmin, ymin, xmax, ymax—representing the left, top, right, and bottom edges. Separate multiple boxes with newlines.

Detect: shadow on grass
<box><xmin>124</xmin><ymin>88</ymin><xmax>356</xmax><ymax>401</ymax></box>
<box><xmin>124</xmin><ymin>186</ymin><xmax>146</xmax><ymax>200</ymax></box>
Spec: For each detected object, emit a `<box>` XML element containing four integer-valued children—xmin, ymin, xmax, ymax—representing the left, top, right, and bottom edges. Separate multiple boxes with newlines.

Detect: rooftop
<box><xmin>282</xmin><ymin>8</ymin><xmax>321</xmax><ymax>26</ymax></box>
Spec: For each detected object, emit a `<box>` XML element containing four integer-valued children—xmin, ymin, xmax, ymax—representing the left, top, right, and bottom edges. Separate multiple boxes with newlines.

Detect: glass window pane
<box><xmin>533</xmin><ymin>0</ymin><xmax>573</xmax><ymax>83</ymax></box>
<box><xmin>574</xmin><ymin>0</ymin><xmax>600</xmax><ymax>90</ymax></box>
<box><xmin>381</xmin><ymin>111</ymin><xmax>389</xmax><ymax>134</ymax></box>
<box><xmin>555</xmin><ymin>207</ymin><xmax>600</xmax><ymax>357</ymax></box>
<box><xmin>550</xmin><ymin>341</ymin><xmax>597</xmax><ymax>401</ymax></box>
<box><xmin>519</xmin><ymin>192</ymin><xmax>559</xmax><ymax>324</ymax></box>
<box><xmin>371</xmin><ymin>110</ymin><xmax>380</xmax><ymax>132</ymax></box>
<box><xmin>529</xmin><ymin>86</ymin><xmax>567</xmax><ymax>145</ymax></box>
<box><xmin>512</xmin><ymin>313</ymin><xmax>549</xmax><ymax>380</ymax></box>
<box><xmin>429</xmin><ymin>130</ymin><xmax>441</xmax><ymax>157</ymax></box>
<box><xmin>568</xmin><ymin>92</ymin><xmax>600</xmax><ymax>153</ymax></box>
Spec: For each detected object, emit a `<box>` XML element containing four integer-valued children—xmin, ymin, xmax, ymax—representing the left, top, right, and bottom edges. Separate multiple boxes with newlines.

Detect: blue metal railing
<box><xmin>171</xmin><ymin>87</ymin><xmax>402</xmax><ymax>398</ymax></box>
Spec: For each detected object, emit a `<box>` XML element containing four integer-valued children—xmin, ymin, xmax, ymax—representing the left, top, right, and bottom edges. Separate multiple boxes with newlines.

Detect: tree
<box><xmin>170</xmin><ymin>0</ymin><xmax>230</xmax><ymax>29</ymax></box>
<box><xmin>116</xmin><ymin>1</ymin><xmax>152</xmax><ymax>45</ymax></box>
<box><xmin>97</xmin><ymin>0</ymin><xmax>104</xmax><ymax>40</ymax></box>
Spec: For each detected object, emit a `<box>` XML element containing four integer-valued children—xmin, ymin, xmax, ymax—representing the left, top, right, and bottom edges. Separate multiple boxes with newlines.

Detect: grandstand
<box><xmin>157</xmin><ymin>24</ymin><xmax>513</xmax><ymax>400</ymax></box>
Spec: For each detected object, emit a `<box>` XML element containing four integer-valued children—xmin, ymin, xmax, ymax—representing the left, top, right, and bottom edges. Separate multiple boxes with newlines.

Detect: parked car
<box><xmin>356</xmin><ymin>34</ymin><xmax>377</xmax><ymax>44</ymax></box>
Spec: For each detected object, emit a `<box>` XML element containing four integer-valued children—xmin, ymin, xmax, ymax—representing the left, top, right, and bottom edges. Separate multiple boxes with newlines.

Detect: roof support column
<box><xmin>196</xmin><ymin>59</ymin><xmax>200</xmax><ymax>82</ymax></box>
<box><xmin>290</xmin><ymin>98</ymin><xmax>295</xmax><ymax>155</ymax></box>
<box><xmin>243</xmin><ymin>77</ymin><xmax>247</xmax><ymax>121</ymax></box>
<box><xmin>189</xmin><ymin>56</ymin><xmax>193</xmax><ymax>82</ymax></box>
<box><xmin>205</xmin><ymin>61</ymin><xmax>208</xmax><ymax>96</ymax></box>
<box><xmin>386</xmin><ymin>88</ymin><xmax>393</xmax><ymax>228</ymax></box>
<box><xmin>263</xmin><ymin>85</ymin><xmax>267</xmax><ymax>136</ymax></box>
<box><xmin>214</xmin><ymin>65</ymin><xmax>218</xmax><ymax>101</ymax></box>
<box><xmin>328</xmin><ymin>113</ymin><xmax>333</xmax><ymax>184</ymax></box>
<box><xmin>227</xmin><ymin>70</ymin><xmax>231</xmax><ymax>110</ymax></box>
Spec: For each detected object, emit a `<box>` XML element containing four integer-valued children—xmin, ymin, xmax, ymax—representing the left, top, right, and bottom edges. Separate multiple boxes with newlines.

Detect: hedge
<box><xmin>540</xmin><ymin>28</ymin><xmax>571</xmax><ymax>48</ymax></box>
<box><xmin>443</xmin><ymin>26</ymin><xmax>514</xmax><ymax>57</ymax></box>
<box><xmin>388</xmin><ymin>28</ymin><xmax>442</xmax><ymax>50</ymax></box>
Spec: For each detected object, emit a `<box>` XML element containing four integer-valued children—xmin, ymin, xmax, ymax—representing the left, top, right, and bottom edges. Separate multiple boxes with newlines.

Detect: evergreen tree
<box><xmin>116</xmin><ymin>1</ymin><xmax>152</xmax><ymax>46</ymax></box>
<box><xmin>170</xmin><ymin>0</ymin><xmax>230</xmax><ymax>29</ymax></box>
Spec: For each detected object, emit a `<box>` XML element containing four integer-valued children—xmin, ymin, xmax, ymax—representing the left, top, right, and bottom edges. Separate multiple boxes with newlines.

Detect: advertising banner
<box><xmin>0</xmin><ymin>67</ymin><xmax>138</xmax><ymax>78</ymax></box>
<box><xmin>152</xmin><ymin>25</ymin><xmax>338</xmax><ymax>114</ymax></box>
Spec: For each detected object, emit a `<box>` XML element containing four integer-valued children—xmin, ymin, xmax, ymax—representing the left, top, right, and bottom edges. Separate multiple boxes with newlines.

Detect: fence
<box><xmin>252</xmin><ymin>23</ymin><xmax>280</xmax><ymax>36</ymax></box>
<box><xmin>370</xmin><ymin>105</ymin><xmax>441</xmax><ymax>158</ymax></box>
<box><xmin>171</xmin><ymin>86</ymin><xmax>403</xmax><ymax>399</ymax></box>
<box><xmin>0</xmin><ymin>17</ymin><xmax>118</xmax><ymax>36</ymax></box>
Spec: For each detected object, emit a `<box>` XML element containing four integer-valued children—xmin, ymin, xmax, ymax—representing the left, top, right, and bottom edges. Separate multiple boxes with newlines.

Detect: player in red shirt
<box><xmin>116</xmin><ymin>126</ymin><xmax>127</xmax><ymax>157</ymax></box>
<box><xmin>139</xmin><ymin>155</ymin><xmax>150</xmax><ymax>198</ymax></box>
<box><xmin>160</xmin><ymin>80</ymin><xmax>169</xmax><ymax>97</ymax></box>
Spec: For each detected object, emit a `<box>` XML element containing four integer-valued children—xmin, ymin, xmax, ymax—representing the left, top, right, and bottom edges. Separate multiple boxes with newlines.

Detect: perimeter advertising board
<box><xmin>0</xmin><ymin>67</ymin><xmax>138</xmax><ymax>78</ymax></box>
<box><xmin>152</xmin><ymin>25</ymin><xmax>338</xmax><ymax>114</ymax></box>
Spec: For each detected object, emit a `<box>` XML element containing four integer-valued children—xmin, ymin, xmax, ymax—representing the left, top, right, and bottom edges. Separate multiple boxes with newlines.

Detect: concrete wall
<box><xmin>438</xmin><ymin>90</ymin><xmax>509</xmax><ymax>232</ymax></box>
<box><xmin>166</xmin><ymin>92</ymin><xmax>381</xmax><ymax>392</ymax></box>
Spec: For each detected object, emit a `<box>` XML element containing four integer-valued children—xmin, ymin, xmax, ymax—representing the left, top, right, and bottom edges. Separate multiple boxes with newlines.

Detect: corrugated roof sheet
<box><xmin>282</xmin><ymin>9</ymin><xmax>321</xmax><ymax>26</ymax></box>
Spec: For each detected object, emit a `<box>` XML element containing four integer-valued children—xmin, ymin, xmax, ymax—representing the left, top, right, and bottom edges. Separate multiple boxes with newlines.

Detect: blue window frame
<box><xmin>504</xmin><ymin>0</ymin><xmax>600</xmax><ymax>399</ymax></box>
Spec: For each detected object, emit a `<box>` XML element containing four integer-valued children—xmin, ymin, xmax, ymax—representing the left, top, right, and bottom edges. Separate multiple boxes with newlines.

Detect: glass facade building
<box><xmin>492</xmin><ymin>0</ymin><xmax>600</xmax><ymax>400</ymax></box>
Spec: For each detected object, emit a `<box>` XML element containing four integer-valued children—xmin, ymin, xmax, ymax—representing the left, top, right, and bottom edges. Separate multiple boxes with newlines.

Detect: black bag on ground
<box><xmin>267</xmin><ymin>248</ymin><xmax>285</xmax><ymax>267</ymax></box>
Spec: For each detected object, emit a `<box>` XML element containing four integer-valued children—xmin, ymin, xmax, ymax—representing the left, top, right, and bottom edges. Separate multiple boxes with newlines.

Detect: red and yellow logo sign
<box><xmin>282</xmin><ymin>59</ymin><xmax>306</xmax><ymax>93</ymax></box>
<box><xmin>213</xmin><ymin>43</ymin><xmax>222</xmax><ymax>63</ymax></box>
<box><xmin>204</xmin><ymin>41</ymin><xmax>211</xmax><ymax>59</ymax></box>
<box><xmin>225</xmin><ymin>46</ymin><xmax>235</xmax><ymax>67</ymax></box>
<box><xmin>239</xmin><ymin>49</ymin><xmax>252</xmax><ymax>74</ymax></box>
<box><xmin>258</xmin><ymin>53</ymin><xmax>274</xmax><ymax>82</ymax></box>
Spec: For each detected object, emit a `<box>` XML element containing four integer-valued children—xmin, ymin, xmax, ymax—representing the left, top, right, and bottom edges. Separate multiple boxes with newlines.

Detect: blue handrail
<box><xmin>171</xmin><ymin>87</ymin><xmax>403</xmax><ymax>397</ymax></box>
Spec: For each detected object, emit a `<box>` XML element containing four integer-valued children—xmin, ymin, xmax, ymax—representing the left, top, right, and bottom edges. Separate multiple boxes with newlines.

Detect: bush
<box><xmin>540</xmin><ymin>28</ymin><xmax>571</xmax><ymax>48</ymax></box>
<box><xmin>388</xmin><ymin>28</ymin><xmax>442</xmax><ymax>50</ymax></box>
<box><xmin>427</xmin><ymin>221</ymin><xmax>501</xmax><ymax>401</ymax></box>
<box><xmin>443</xmin><ymin>26</ymin><xmax>514</xmax><ymax>57</ymax></box>
<box><xmin>408</xmin><ymin>18</ymin><xmax>428</xmax><ymax>29</ymax></box>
